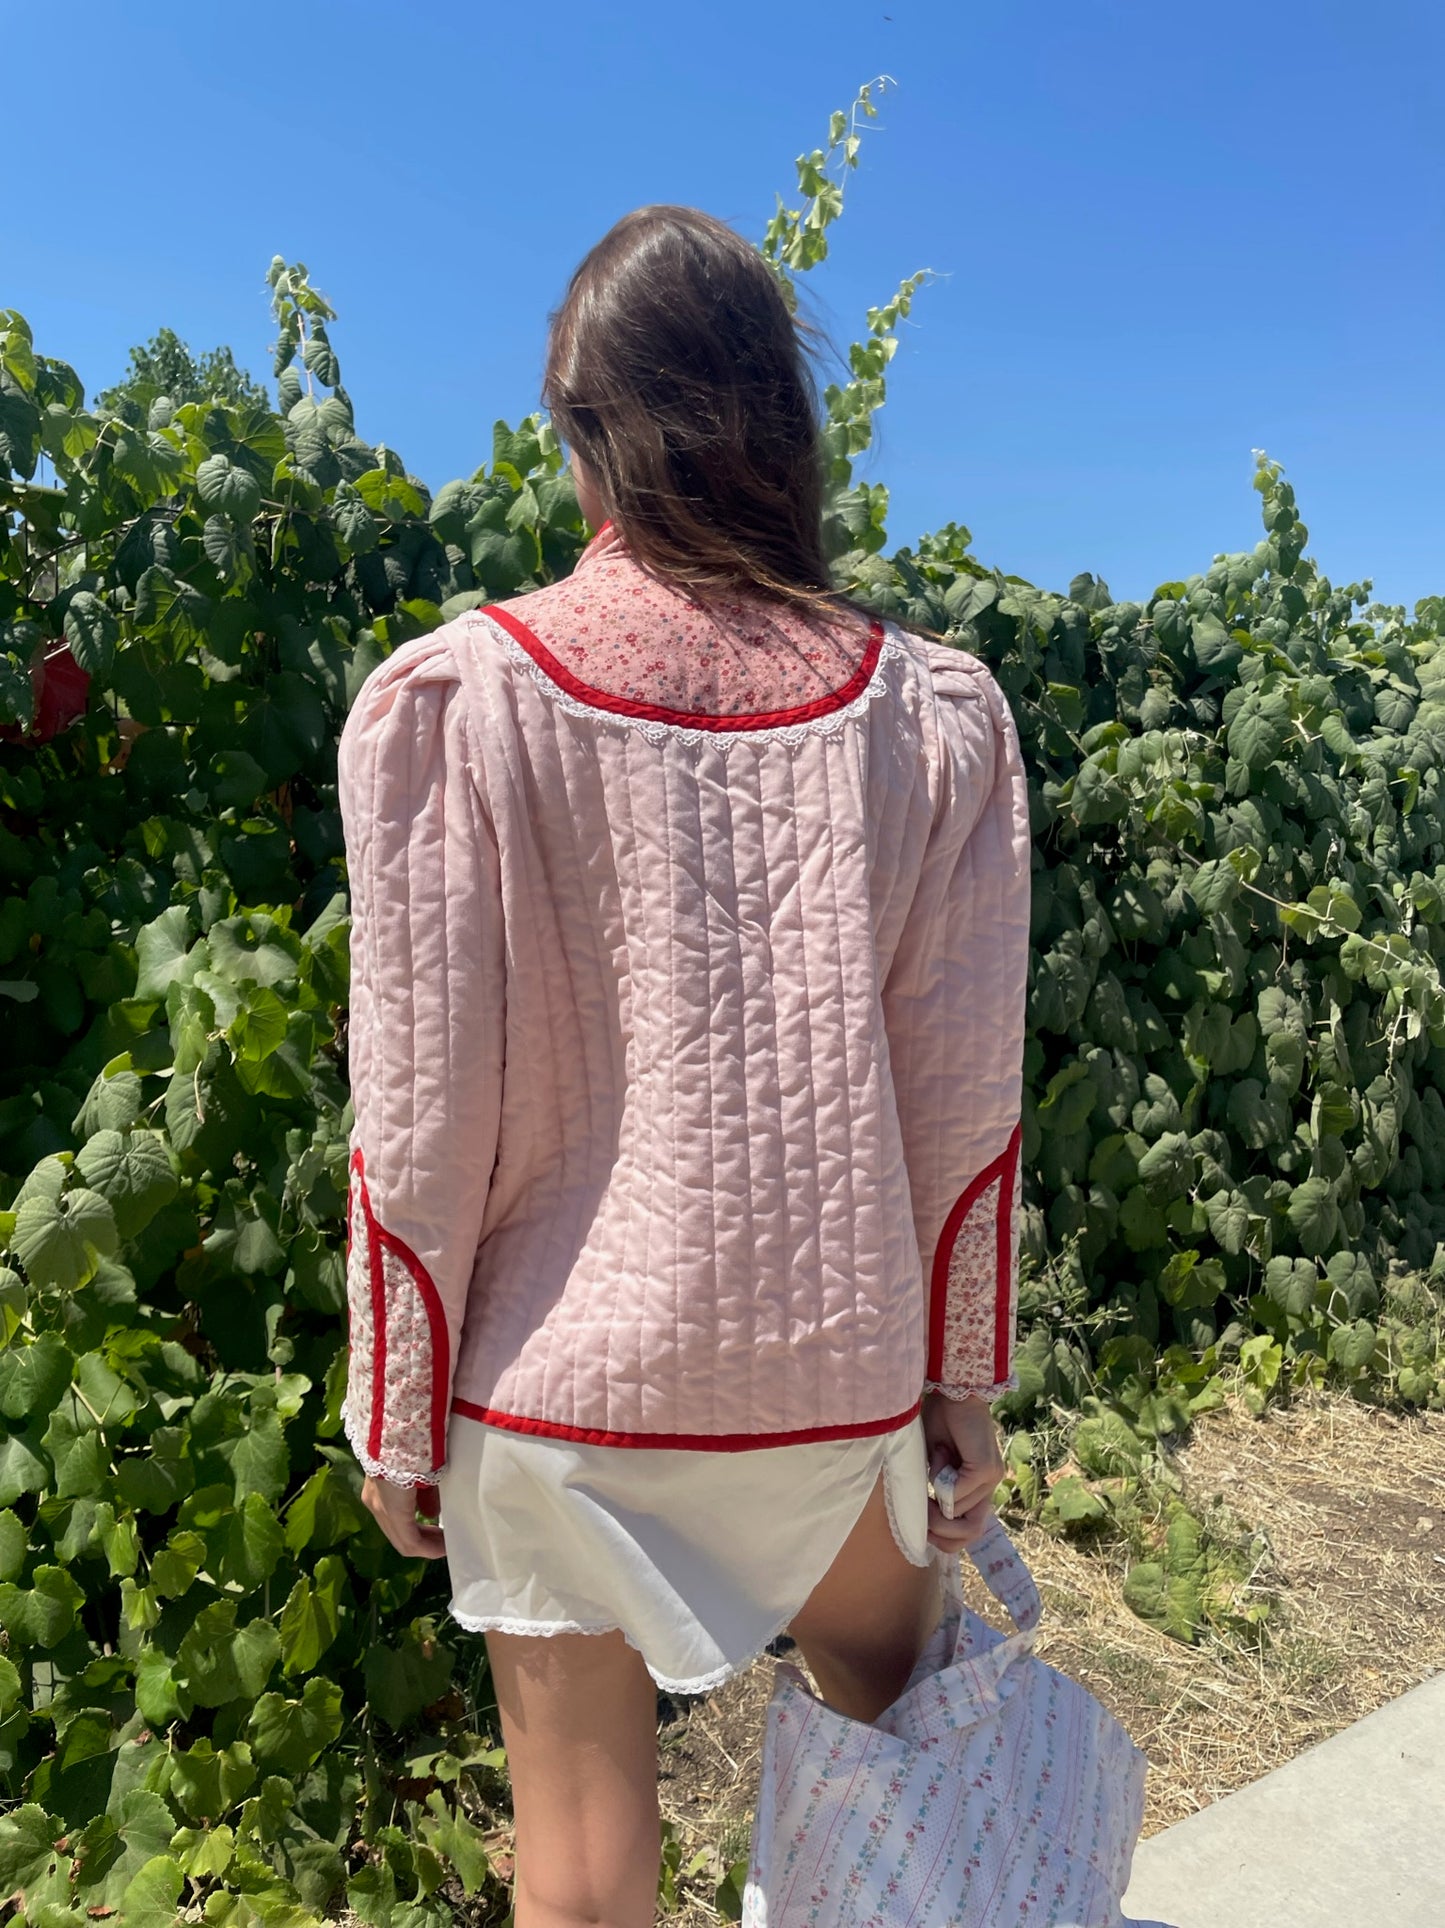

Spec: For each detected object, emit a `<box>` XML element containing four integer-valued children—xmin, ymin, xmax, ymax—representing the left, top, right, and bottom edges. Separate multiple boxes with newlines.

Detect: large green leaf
<box><xmin>0</xmin><ymin>1330</ymin><xmax>72</xmax><ymax>1419</ymax></box>
<box><xmin>278</xmin><ymin>1554</ymin><xmax>346</xmax><ymax>1675</ymax></box>
<box><xmin>42</xmin><ymin>1398</ymin><xmax>109</xmax><ymax>1496</ymax></box>
<box><xmin>207</xmin><ymin>913</ymin><xmax>303</xmax><ymax>991</ymax></box>
<box><xmin>364</xmin><ymin>1619</ymin><xmax>453</xmax><ymax>1730</ymax></box>
<box><xmin>249</xmin><ymin>1676</ymin><xmax>344</xmax><ymax>1777</ymax></box>
<box><xmin>0</xmin><ymin>1508</ymin><xmax>26</xmax><ymax>1581</ymax></box>
<box><xmin>116</xmin><ymin>1854</ymin><xmax>186</xmax><ymax>1928</ymax></box>
<box><xmin>133</xmin><ymin>906</ymin><xmax>203</xmax><ymax>1001</ymax></box>
<box><xmin>12</xmin><ymin>1184</ymin><xmax>118</xmax><ymax>1290</ymax></box>
<box><xmin>168</xmin><ymin>1739</ymin><xmax>256</xmax><ymax>1824</ymax></box>
<box><xmin>75</xmin><ymin>1128</ymin><xmax>178</xmax><ymax>1240</ymax></box>
<box><xmin>195</xmin><ymin>452</ymin><xmax>262</xmax><ymax>522</ymax></box>
<box><xmin>214</xmin><ymin>1489</ymin><xmax>286</xmax><ymax>1590</ymax></box>
<box><xmin>0</xmin><ymin>1805</ymin><xmax>64</xmax><ymax>1901</ymax></box>
<box><xmin>0</xmin><ymin>1564</ymin><xmax>85</xmax><ymax>1647</ymax></box>
<box><xmin>1286</xmin><ymin>1177</ymin><xmax>1339</xmax><ymax>1257</ymax></box>
<box><xmin>1203</xmin><ymin>1188</ymin><xmax>1251</xmax><ymax>1255</ymax></box>
<box><xmin>0</xmin><ymin>386</ymin><xmax>41</xmax><ymax>477</ymax></box>
<box><xmin>0</xmin><ymin>1429</ymin><xmax>51</xmax><ymax>1507</ymax></box>
<box><xmin>1227</xmin><ymin>691</ymin><xmax>1289</xmax><ymax>771</ymax></box>
<box><xmin>1264</xmin><ymin>1256</ymin><xmax>1318</xmax><ymax>1318</ymax></box>
<box><xmin>177</xmin><ymin>1599</ymin><xmax>281</xmax><ymax>1707</ymax></box>
<box><xmin>61</xmin><ymin>589</ymin><xmax>119</xmax><ymax>677</ymax></box>
<box><xmin>74</xmin><ymin>1063</ymin><xmax>145</xmax><ymax>1137</ymax></box>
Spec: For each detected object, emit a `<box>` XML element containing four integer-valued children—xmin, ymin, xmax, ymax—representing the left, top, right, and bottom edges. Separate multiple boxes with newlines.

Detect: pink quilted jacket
<box><xmin>337</xmin><ymin>524</ymin><xmax>1031</xmax><ymax>1485</ymax></box>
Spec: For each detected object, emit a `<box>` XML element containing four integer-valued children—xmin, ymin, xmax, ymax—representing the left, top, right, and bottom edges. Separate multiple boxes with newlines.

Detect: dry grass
<box><xmin>650</xmin><ymin>1385</ymin><xmax>1445</xmax><ymax>1923</ymax></box>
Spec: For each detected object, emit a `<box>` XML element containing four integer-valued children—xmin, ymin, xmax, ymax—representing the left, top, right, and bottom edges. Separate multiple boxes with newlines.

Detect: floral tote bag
<box><xmin>742</xmin><ymin>1514</ymin><xmax>1174</xmax><ymax>1927</ymax></box>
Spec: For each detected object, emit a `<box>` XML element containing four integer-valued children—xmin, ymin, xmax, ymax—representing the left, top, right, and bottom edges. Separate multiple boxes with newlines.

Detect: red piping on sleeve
<box><xmin>993</xmin><ymin>1127</ymin><xmax>1021</xmax><ymax>1381</ymax></box>
<box><xmin>361</xmin><ymin>1161</ymin><xmax>388</xmax><ymax>1462</ymax></box>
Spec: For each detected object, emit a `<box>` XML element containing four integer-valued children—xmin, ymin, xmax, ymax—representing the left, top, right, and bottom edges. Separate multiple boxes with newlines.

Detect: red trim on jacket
<box><xmin>479</xmin><ymin>602</ymin><xmax>886</xmax><ymax>733</ymax></box>
<box><xmin>449</xmin><ymin>1394</ymin><xmax>923</xmax><ymax>1451</ymax></box>
<box><xmin>349</xmin><ymin>1148</ymin><xmax>452</xmax><ymax>1472</ymax></box>
<box><xmin>925</xmin><ymin>1124</ymin><xmax>1023</xmax><ymax>1387</ymax></box>
<box><xmin>993</xmin><ymin>1128</ymin><xmax>1021</xmax><ymax>1378</ymax></box>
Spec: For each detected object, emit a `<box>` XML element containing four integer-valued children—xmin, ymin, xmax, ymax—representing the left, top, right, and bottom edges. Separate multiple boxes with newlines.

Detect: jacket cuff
<box><xmin>342</xmin><ymin>1396</ymin><xmax>444</xmax><ymax>1486</ymax></box>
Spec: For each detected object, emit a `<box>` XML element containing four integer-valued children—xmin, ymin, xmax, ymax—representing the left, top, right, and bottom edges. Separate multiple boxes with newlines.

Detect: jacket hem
<box><xmin>448</xmin><ymin>1395</ymin><xmax>923</xmax><ymax>1450</ymax></box>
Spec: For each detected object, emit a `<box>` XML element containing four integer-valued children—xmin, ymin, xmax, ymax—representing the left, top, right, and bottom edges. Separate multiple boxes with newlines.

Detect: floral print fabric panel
<box><xmin>488</xmin><ymin>520</ymin><xmax>881</xmax><ymax>721</ymax></box>
<box><xmin>924</xmin><ymin>1125</ymin><xmax>1022</xmax><ymax>1403</ymax></box>
<box><xmin>342</xmin><ymin>1147</ymin><xmax>450</xmax><ymax>1486</ymax></box>
<box><xmin>342</xmin><ymin>1166</ymin><xmax>376</xmax><ymax>1456</ymax></box>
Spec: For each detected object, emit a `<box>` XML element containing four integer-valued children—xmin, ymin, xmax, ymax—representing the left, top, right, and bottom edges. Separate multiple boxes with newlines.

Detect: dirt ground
<box><xmin>648</xmin><ymin>1385</ymin><xmax>1445</xmax><ymax>1924</ymax></box>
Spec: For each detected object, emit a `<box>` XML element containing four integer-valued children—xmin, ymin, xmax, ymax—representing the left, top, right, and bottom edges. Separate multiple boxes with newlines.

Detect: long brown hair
<box><xmin>542</xmin><ymin>205</ymin><xmax>871</xmax><ymax>625</ymax></box>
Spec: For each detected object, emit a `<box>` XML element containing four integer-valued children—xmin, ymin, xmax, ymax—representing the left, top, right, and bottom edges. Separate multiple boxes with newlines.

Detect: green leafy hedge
<box><xmin>1</xmin><ymin>82</ymin><xmax>1443</xmax><ymax>1927</ymax></box>
<box><xmin>864</xmin><ymin>476</ymin><xmax>1445</xmax><ymax>1421</ymax></box>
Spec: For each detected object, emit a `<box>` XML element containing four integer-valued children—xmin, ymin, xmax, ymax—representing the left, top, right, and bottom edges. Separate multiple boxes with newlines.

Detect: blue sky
<box><xmin>5</xmin><ymin>1</ymin><xmax>1442</xmax><ymax>611</ymax></box>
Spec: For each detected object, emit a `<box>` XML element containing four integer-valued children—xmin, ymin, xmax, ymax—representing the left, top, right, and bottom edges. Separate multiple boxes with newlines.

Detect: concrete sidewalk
<box><xmin>1119</xmin><ymin>1669</ymin><xmax>1444</xmax><ymax>1926</ymax></box>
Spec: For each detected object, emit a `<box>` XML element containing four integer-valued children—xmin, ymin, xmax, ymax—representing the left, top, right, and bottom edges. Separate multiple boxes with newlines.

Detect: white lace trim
<box><xmin>446</xmin><ymin>1597</ymin><xmax>802</xmax><ymax>1696</ymax></box>
<box><xmin>343</xmin><ymin>1398</ymin><xmax>441</xmax><ymax>1488</ymax></box>
<box><xmin>474</xmin><ymin>610</ymin><xmax>909</xmax><ymax>749</ymax></box>
<box><xmin>922</xmin><ymin>1375</ymin><xmax>1018</xmax><ymax>1405</ymax></box>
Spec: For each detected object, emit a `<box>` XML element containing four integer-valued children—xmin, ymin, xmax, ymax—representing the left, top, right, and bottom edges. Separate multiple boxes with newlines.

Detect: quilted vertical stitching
<box><xmin>818</xmin><ymin>742</ymin><xmax>864</xmax><ymax>1420</ymax></box>
<box><xmin>523</xmin><ymin>709</ymin><xmax>584</xmax><ymax>1421</ymax></box>
<box><xmin>343</xmin><ymin>613</ymin><xmax>1019</xmax><ymax>1449</ymax></box>
<box><xmin>598</xmin><ymin>721</ymin><xmax>647</xmax><ymax>1422</ymax></box>
<box><xmin>656</xmin><ymin>733</ymin><xmax>681</xmax><ymax>1430</ymax></box>
<box><xmin>777</xmin><ymin>728</ymin><xmax>825</xmax><ymax>1426</ymax></box>
<box><xmin>714</xmin><ymin>748</ymin><xmax>753</xmax><ymax>1432</ymax></box>
<box><xmin>689</xmin><ymin>739</ymin><xmax>724</xmax><ymax>1434</ymax></box>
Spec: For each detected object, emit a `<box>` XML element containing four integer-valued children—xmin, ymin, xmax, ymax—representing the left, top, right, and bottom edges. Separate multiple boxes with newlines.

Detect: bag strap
<box><xmin>961</xmin><ymin>1514</ymin><xmax>1041</xmax><ymax>1635</ymax></box>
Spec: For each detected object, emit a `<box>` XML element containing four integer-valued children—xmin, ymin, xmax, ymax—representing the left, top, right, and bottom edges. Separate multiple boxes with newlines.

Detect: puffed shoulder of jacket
<box><xmin>906</xmin><ymin>635</ymin><xmax>1013</xmax><ymax>811</ymax></box>
<box><xmin>915</xmin><ymin>634</ymin><xmax>1009</xmax><ymax>712</ymax></box>
<box><xmin>335</xmin><ymin>623</ymin><xmax>494</xmax><ymax>792</ymax></box>
<box><xmin>341</xmin><ymin>625</ymin><xmax>469</xmax><ymax>729</ymax></box>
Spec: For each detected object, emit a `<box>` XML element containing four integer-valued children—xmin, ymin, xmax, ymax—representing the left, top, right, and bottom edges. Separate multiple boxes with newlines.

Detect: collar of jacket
<box><xmin>573</xmin><ymin>519</ymin><xmax>625</xmax><ymax>574</ymax></box>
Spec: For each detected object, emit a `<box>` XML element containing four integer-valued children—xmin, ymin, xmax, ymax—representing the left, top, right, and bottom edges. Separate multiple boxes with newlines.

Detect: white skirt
<box><xmin>435</xmin><ymin>1411</ymin><xmax>934</xmax><ymax>1694</ymax></box>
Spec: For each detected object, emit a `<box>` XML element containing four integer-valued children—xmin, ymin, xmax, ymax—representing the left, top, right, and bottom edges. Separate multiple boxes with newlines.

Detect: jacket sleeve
<box><xmin>882</xmin><ymin>648</ymin><xmax>1032</xmax><ymax>1404</ymax></box>
<box><xmin>335</xmin><ymin>636</ymin><xmax>505</xmax><ymax>1485</ymax></box>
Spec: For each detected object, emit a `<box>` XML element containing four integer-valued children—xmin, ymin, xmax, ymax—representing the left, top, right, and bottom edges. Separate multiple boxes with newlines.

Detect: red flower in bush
<box><xmin>0</xmin><ymin>641</ymin><xmax>91</xmax><ymax>745</ymax></box>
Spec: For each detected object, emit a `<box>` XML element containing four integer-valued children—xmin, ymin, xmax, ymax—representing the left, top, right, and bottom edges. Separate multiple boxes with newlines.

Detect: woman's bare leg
<box><xmin>785</xmin><ymin>1466</ymin><xmax>943</xmax><ymax>1723</ymax></box>
<box><xmin>484</xmin><ymin>1625</ymin><xmax>660</xmax><ymax>1928</ymax></box>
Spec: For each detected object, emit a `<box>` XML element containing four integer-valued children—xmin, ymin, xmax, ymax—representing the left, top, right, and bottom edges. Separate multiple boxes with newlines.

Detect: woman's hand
<box><xmin>361</xmin><ymin>1475</ymin><xmax>447</xmax><ymax>1559</ymax></box>
<box><xmin>921</xmin><ymin>1390</ymin><xmax>1005</xmax><ymax>1552</ymax></box>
